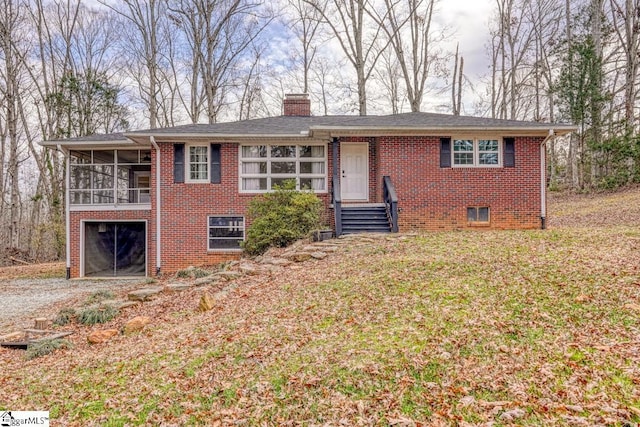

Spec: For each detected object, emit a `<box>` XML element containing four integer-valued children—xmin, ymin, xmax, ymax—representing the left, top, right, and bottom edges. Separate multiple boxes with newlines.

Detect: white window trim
<box><xmin>238</xmin><ymin>143</ymin><xmax>328</xmax><ymax>193</ymax></box>
<box><xmin>452</xmin><ymin>136</ymin><xmax>503</xmax><ymax>168</ymax></box>
<box><xmin>207</xmin><ymin>215</ymin><xmax>245</xmax><ymax>252</ymax></box>
<box><xmin>186</xmin><ymin>144</ymin><xmax>210</xmax><ymax>183</ymax></box>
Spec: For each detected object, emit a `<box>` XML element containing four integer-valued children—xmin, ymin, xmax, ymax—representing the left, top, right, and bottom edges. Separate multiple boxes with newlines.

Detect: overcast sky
<box><xmin>433</xmin><ymin>0</ymin><xmax>496</xmax><ymax>113</ymax></box>
<box><xmin>440</xmin><ymin>0</ymin><xmax>495</xmax><ymax>74</ymax></box>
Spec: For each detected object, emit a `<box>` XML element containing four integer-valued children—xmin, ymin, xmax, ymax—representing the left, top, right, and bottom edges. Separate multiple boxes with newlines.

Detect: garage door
<box><xmin>84</xmin><ymin>222</ymin><xmax>146</xmax><ymax>277</ymax></box>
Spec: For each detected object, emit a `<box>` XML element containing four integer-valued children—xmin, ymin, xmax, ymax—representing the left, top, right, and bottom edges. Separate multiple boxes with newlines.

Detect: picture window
<box><xmin>240</xmin><ymin>144</ymin><xmax>326</xmax><ymax>192</ymax></box>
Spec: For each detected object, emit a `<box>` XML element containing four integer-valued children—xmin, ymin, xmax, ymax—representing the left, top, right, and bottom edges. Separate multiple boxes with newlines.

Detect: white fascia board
<box><xmin>40</xmin><ymin>139</ymin><xmax>140</xmax><ymax>149</ymax></box>
<box><xmin>125</xmin><ymin>133</ymin><xmax>310</xmax><ymax>140</ymax></box>
<box><xmin>309</xmin><ymin>125</ymin><xmax>577</xmax><ymax>138</ymax></box>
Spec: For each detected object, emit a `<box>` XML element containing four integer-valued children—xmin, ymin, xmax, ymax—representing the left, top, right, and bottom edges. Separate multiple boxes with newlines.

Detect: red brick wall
<box><xmin>376</xmin><ymin>135</ymin><xmax>543</xmax><ymax>230</ymax></box>
<box><xmin>283</xmin><ymin>95</ymin><xmax>311</xmax><ymax>116</ymax></box>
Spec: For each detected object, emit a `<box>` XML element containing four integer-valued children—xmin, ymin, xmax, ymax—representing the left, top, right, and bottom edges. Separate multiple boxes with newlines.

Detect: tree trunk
<box><xmin>565</xmin><ymin>0</ymin><xmax>575</xmax><ymax>187</ymax></box>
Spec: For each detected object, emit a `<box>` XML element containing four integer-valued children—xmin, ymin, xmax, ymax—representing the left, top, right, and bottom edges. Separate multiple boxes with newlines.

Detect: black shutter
<box><xmin>504</xmin><ymin>137</ymin><xmax>515</xmax><ymax>167</ymax></box>
<box><xmin>174</xmin><ymin>143</ymin><xmax>185</xmax><ymax>183</ymax></box>
<box><xmin>210</xmin><ymin>144</ymin><xmax>221</xmax><ymax>184</ymax></box>
<box><xmin>440</xmin><ymin>137</ymin><xmax>452</xmax><ymax>168</ymax></box>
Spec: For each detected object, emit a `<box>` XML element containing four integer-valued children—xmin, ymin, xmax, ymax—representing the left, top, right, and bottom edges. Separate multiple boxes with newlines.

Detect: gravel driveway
<box><xmin>0</xmin><ymin>277</ymin><xmax>147</xmax><ymax>332</ymax></box>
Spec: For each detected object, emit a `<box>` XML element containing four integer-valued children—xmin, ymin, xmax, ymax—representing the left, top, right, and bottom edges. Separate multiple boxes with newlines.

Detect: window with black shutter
<box><xmin>504</xmin><ymin>137</ymin><xmax>515</xmax><ymax>167</ymax></box>
<box><xmin>174</xmin><ymin>144</ymin><xmax>185</xmax><ymax>183</ymax></box>
<box><xmin>440</xmin><ymin>137</ymin><xmax>452</xmax><ymax>168</ymax></box>
<box><xmin>210</xmin><ymin>144</ymin><xmax>221</xmax><ymax>184</ymax></box>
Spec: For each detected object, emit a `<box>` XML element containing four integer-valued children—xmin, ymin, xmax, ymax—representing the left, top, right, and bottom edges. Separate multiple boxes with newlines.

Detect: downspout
<box><xmin>150</xmin><ymin>136</ymin><xmax>162</xmax><ymax>276</ymax></box>
<box><xmin>59</xmin><ymin>145</ymin><xmax>71</xmax><ymax>280</ymax></box>
<box><xmin>332</xmin><ymin>137</ymin><xmax>342</xmax><ymax>236</ymax></box>
<box><xmin>540</xmin><ymin>129</ymin><xmax>555</xmax><ymax>230</ymax></box>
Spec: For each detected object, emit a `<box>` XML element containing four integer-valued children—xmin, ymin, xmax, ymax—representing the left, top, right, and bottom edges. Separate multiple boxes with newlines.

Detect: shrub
<box><xmin>53</xmin><ymin>308</ymin><xmax>76</xmax><ymax>326</ymax></box>
<box><xmin>243</xmin><ymin>180</ymin><xmax>323</xmax><ymax>255</ymax></box>
<box><xmin>85</xmin><ymin>290</ymin><xmax>115</xmax><ymax>304</ymax></box>
<box><xmin>25</xmin><ymin>339</ymin><xmax>72</xmax><ymax>360</ymax></box>
<box><xmin>77</xmin><ymin>305</ymin><xmax>118</xmax><ymax>325</ymax></box>
<box><xmin>176</xmin><ymin>266</ymin><xmax>210</xmax><ymax>279</ymax></box>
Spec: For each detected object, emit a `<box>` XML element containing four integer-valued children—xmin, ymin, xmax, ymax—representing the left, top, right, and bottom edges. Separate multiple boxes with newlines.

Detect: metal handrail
<box><xmin>331</xmin><ymin>176</ymin><xmax>342</xmax><ymax>236</ymax></box>
<box><xmin>383</xmin><ymin>176</ymin><xmax>398</xmax><ymax>233</ymax></box>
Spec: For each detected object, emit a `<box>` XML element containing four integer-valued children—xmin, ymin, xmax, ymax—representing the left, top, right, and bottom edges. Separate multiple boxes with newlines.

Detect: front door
<box><xmin>341</xmin><ymin>143</ymin><xmax>369</xmax><ymax>201</ymax></box>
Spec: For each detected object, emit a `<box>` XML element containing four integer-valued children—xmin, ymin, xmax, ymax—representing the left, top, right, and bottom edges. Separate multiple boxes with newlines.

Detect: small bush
<box><xmin>53</xmin><ymin>308</ymin><xmax>76</xmax><ymax>326</ymax></box>
<box><xmin>176</xmin><ymin>269</ymin><xmax>190</xmax><ymax>278</ymax></box>
<box><xmin>192</xmin><ymin>268</ymin><xmax>210</xmax><ymax>278</ymax></box>
<box><xmin>25</xmin><ymin>339</ymin><xmax>72</xmax><ymax>360</ymax></box>
<box><xmin>243</xmin><ymin>180</ymin><xmax>323</xmax><ymax>256</ymax></box>
<box><xmin>85</xmin><ymin>290</ymin><xmax>115</xmax><ymax>304</ymax></box>
<box><xmin>77</xmin><ymin>305</ymin><xmax>118</xmax><ymax>325</ymax></box>
<box><xmin>176</xmin><ymin>266</ymin><xmax>210</xmax><ymax>279</ymax></box>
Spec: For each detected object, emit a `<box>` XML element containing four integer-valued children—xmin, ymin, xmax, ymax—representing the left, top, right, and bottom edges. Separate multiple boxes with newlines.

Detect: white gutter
<box><xmin>309</xmin><ymin>125</ymin><xmax>577</xmax><ymax>138</ymax></box>
<box><xmin>540</xmin><ymin>129</ymin><xmax>556</xmax><ymax>229</ymax></box>
<box><xmin>150</xmin><ymin>136</ymin><xmax>162</xmax><ymax>276</ymax></box>
<box><xmin>59</xmin><ymin>145</ymin><xmax>71</xmax><ymax>279</ymax></box>
<box><xmin>126</xmin><ymin>132</ymin><xmax>308</xmax><ymax>139</ymax></box>
<box><xmin>41</xmin><ymin>139</ymin><xmax>135</xmax><ymax>148</ymax></box>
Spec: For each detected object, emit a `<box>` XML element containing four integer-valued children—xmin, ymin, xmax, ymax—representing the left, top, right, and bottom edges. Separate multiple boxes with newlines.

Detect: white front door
<box><xmin>341</xmin><ymin>143</ymin><xmax>369</xmax><ymax>201</ymax></box>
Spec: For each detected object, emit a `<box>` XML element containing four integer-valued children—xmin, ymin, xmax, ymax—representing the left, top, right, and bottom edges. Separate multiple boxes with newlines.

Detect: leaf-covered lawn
<box><xmin>1</xmin><ymin>189</ymin><xmax>640</xmax><ymax>426</ymax></box>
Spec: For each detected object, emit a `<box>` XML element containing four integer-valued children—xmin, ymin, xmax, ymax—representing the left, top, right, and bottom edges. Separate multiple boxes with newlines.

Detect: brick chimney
<box><xmin>283</xmin><ymin>93</ymin><xmax>311</xmax><ymax>116</ymax></box>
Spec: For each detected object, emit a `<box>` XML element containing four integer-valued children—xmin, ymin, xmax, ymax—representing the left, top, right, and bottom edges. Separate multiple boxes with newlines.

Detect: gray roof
<box><xmin>42</xmin><ymin>112</ymin><xmax>576</xmax><ymax>147</ymax></box>
<box><xmin>127</xmin><ymin>112</ymin><xmax>573</xmax><ymax>136</ymax></box>
<box><xmin>125</xmin><ymin>116</ymin><xmax>363</xmax><ymax>136</ymax></box>
<box><xmin>45</xmin><ymin>132</ymin><xmax>128</xmax><ymax>144</ymax></box>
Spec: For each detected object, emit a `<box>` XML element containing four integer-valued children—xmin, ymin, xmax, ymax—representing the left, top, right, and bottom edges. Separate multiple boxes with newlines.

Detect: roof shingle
<box><xmin>42</xmin><ymin>112</ymin><xmax>576</xmax><ymax>146</ymax></box>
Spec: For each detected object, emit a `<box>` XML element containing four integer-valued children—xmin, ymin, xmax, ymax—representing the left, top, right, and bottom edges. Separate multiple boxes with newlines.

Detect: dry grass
<box><xmin>1</xmin><ymin>188</ymin><xmax>639</xmax><ymax>426</ymax></box>
<box><xmin>548</xmin><ymin>184</ymin><xmax>640</xmax><ymax>228</ymax></box>
<box><xmin>0</xmin><ymin>262</ymin><xmax>64</xmax><ymax>280</ymax></box>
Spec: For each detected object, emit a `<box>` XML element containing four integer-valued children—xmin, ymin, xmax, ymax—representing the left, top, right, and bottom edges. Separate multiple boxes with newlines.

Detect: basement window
<box><xmin>467</xmin><ymin>207</ymin><xmax>490</xmax><ymax>224</ymax></box>
<box><xmin>208</xmin><ymin>216</ymin><xmax>244</xmax><ymax>250</ymax></box>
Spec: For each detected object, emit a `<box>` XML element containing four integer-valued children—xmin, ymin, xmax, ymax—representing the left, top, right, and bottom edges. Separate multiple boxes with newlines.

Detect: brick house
<box><xmin>43</xmin><ymin>94</ymin><xmax>575</xmax><ymax>278</ymax></box>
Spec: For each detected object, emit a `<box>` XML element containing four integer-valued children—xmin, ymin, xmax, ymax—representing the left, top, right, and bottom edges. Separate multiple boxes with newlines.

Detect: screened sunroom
<box><xmin>69</xmin><ymin>149</ymin><xmax>151</xmax><ymax>207</ymax></box>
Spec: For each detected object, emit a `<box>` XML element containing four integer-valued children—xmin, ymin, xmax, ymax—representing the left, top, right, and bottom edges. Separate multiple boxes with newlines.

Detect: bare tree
<box><xmin>489</xmin><ymin>0</ymin><xmax>536</xmax><ymax>120</ymax></box>
<box><xmin>451</xmin><ymin>43</ymin><xmax>464</xmax><ymax>116</ymax></box>
<box><xmin>99</xmin><ymin>0</ymin><xmax>166</xmax><ymax>129</ymax></box>
<box><xmin>368</xmin><ymin>0</ymin><xmax>449</xmax><ymax>112</ymax></box>
<box><xmin>237</xmin><ymin>46</ymin><xmax>270</xmax><ymax>120</ymax></box>
<box><xmin>374</xmin><ymin>48</ymin><xmax>403</xmax><ymax>114</ymax></box>
<box><xmin>284</xmin><ymin>0</ymin><xmax>325</xmax><ymax>94</ymax></box>
<box><xmin>304</xmin><ymin>0</ymin><xmax>391</xmax><ymax>115</ymax></box>
<box><xmin>609</xmin><ymin>0</ymin><xmax>639</xmax><ymax>129</ymax></box>
<box><xmin>0</xmin><ymin>0</ymin><xmax>28</xmax><ymax>252</ymax></box>
<box><xmin>526</xmin><ymin>0</ymin><xmax>564</xmax><ymax>183</ymax></box>
<box><xmin>169</xmin><ymin>0</ymin><xmax>271</xmax><ymax>124</ymax></box>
